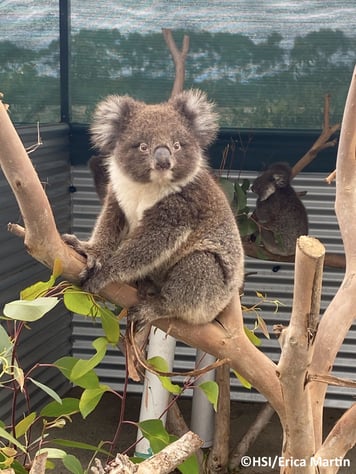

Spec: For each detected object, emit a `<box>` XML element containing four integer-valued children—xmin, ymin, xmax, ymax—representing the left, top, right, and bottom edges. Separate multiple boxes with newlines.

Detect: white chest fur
<box><xmin>109</xmin><ymin>162</ymin><xmax>180</xmax><ymax>232</ymax></box>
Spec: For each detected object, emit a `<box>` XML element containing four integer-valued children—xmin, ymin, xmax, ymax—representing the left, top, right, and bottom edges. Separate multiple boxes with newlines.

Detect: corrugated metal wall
<box><xmin>0</xmin><ymin>124</ymin><xmax>73</xmax><ymax>421</ymax></box>
<box><xmin>70</xmin><ymin>166</ymin><xmax>351</xmax><ymax>408</ymax></box>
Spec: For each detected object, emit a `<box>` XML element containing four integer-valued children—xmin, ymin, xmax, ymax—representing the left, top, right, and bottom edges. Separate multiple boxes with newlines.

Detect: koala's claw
<box><xmin>62</xmin><ymin>233</ymin><xmax>88</xmax><ymax>257</ymax></box>
<box><xmin>127</xmin><ymin>306</ymin><xmax>150</xmax><ymax>333</ymax></box>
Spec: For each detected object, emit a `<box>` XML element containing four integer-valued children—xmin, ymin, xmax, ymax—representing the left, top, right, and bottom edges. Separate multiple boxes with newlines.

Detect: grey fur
<box><xmin>63</xmin><ymin>90</ymin><xmax>244</xmax><ymax>328</ymax></box>
<box><xmin>251</xmin><ymin>162</ymin><xmax>308</xmax><ymax>256</ymax></box>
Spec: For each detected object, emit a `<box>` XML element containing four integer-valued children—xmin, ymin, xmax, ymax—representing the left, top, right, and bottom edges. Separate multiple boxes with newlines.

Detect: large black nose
<box><xmin>154</xmin><ymin>146</ymin><xmax>172</xmax><ymax>170</ymax></box>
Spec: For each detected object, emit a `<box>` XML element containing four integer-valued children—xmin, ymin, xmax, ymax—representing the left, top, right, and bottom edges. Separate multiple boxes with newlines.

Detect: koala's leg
<box><xmin>128</xmin><ymin>251</ymin><xmax>233</xmax><ymax>329</ymax></box>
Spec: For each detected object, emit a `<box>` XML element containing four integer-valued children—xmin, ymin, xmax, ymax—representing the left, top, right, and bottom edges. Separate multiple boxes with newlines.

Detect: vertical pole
<box><xmin>59</xmin><ymin>0</ymin><xmax>71</xmax><ymax>123</ymax></box>
<box><xmin>191</xmin><ymin>349</ymin><xmax>215</xmax><ymax>447</ymax></box>
<box><xmin>135</xmin><ymin>328</ymin><xmax>177</xmax><ymax>457</ymax></box>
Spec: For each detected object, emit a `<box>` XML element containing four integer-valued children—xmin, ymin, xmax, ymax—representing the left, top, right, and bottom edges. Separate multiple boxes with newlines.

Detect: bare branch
<box><xmin>162</xmin><ymin>29</ymin><xmax>190</xmax><ymax>97</ymax></box>
<box><xmin>309</xmin><ymin>65</ymin><xmax>356</xmax><ymax>449</ymax></box>
<box><xmin>206</xmin><ymin>363</ymin><xmax>231</xmax><ymax>473</ymax></box>
<box><xmin>315</xmin><ymin>404</ymin><xmax>356</xmax><ymax>473</ymax></box>
<box><xmin>278</xmin><ymin>236</ymin><xmax>325</xmax><ymax>465</ymax></box>
<box><xmin>229</xmin><ymin>403</ymin><xmax>275</xmax><ymax>471</ymax></box>
<box><xmin>291</xmin><ymin>94</ymin><xmax>340</xmax><ymax>177</ymax></box>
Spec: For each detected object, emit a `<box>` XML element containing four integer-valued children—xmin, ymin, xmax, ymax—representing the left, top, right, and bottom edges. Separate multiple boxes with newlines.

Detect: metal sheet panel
<box><xmin>70</xmin><ymin>166</ymin><xmax>350</xmax><ymax>408</ymax></box>
<box><xmin>0</xmin><ymin>124</ymin><xmax>73</xmax><ymax>421</ymax></box>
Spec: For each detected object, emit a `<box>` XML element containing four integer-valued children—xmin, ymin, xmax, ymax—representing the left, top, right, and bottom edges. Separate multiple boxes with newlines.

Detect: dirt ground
<box><xmin>49</xmin><ymin>388</ymin><xmax>355</xmax><ymax>473</ymax></box>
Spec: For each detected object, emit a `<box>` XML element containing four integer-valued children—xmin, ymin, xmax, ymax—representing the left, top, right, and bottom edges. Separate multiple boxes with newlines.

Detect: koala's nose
<box><xmin>154</xmin><ymin>146</ymin><xmax>172</xmax><ymax>170</ymax></box>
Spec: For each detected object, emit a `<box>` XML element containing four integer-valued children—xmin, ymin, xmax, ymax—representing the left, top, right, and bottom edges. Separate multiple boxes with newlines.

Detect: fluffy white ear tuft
<box><xmin>170</xmin><ymin>89</ymin><xmax>219</xmax><ymax>148</ymax></box>
<box><xmin>90</xmin><ymin>95</ymin><xmax>138</xmax><ymax>155</ymax></box>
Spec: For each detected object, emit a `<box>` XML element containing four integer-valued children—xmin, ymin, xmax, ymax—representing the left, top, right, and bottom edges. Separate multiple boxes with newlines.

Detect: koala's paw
<box><xmin>127</xmin><ymin>305</ymin><xmax>157</xmax><ymax>333</ymax></box>
<box><xmin>62</xmin><ymin>233</ymin><xmax>88</xmax><ymax>257</ymax></box>
<box><xmin>79</xmin><ymin>259</ymin><xmax>108</xmax><ymax>294</ymax></box>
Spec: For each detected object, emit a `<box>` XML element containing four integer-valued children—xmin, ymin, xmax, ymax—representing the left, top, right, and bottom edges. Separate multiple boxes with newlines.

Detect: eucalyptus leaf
<box><xmin>15</xmin><ymin>412</ymin><xmax>37</xmax><ymax>438</ymax></box>
<box><xmin>70</xmin><ymin>337</ymin><xmax>108</xmax><ymax>380</ymax></box>
<box><xmin>62</xmin><ymin>454</ymin><xmax>84</xmax><ymax>474</ymax></box>
<box><xmin>4</xmin><ymin>297</ymin><xmax>59</xmax><ymax>321</ymax></box>
<box><xmin>29</xmin><ymin>377</ymin><xmax>62</xmax><ymax>404</ymax></box>
<box><xmin>63</xmin><ymin>290</ymin><xmax>99</xmax><ymax>317</ymax></box>
<box><xmin>138</xmin><ymin>419</ymin><xmax>170</xmax><ymax>454</ymax></box>
<box><xmin>218</xmin><ymin>178</ymin><xmax>236</xmax><ymax>205</ymax></box>
<box><xmin>198</xmin><ymin>381</ymin><xmax>219</xmax><ymax>412</ymax></box>
<box><xmin>53</xmin><ymin>439</ymin><xmax>110</xmax><ymax>455</ymax></box>
<box><xmin>244</xmin><ymin>326</ymin><xmax>261</xmax><ymax>347</ymax></box>
<box><xmin>147</xmin><ymin>356</ymin><xmax>182</xmax><ymax>395</ymax></box>
<box><xmin>232</xmin><ymin>369</ymin><xmax>252</xmax><ymax>389</ymax></box>
<box><xmin>99</xmin><ymin>306</ymin><xmax>120</xmax><ymax>344</ymax></box>
<box><xmin>0</xmin><ymin>324</ymin><xmax>12</xmax><ymax>366</ymax></box>
<box><xmin>79</xmin><ymin>386</ymin><xmax>109</xmax><ymax>419</ymax></box>
<box><xmin>54</xmin><ymin>356</ymin><xmax>100</xmax><ymax>388</ymax></box>
<box><xmin>0</xmin><ymin>426</ymin><xmax>26</xmax><ymax>452</ymax></box>
<box><xmin>40</xmin><ymin>398</ymin><xmax>80</xmax><ymax>418</ymax></box>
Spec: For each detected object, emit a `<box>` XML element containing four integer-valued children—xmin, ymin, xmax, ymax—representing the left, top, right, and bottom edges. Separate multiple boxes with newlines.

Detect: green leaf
<box><xmin>237</xmin><ymin>214</ymin><xmax>258</xmax><ymax>237</ymax></box>
<box><xmin>256</xmin><ymin>314</ymin><xmax>270</xmax><ymax>340</ymax></box>
<box><xmin>244</xmin><ymin>326</ymin><xmax>261</xmax><ymax>347</ymax></box>
<box><xmin>0</xmin><ymin>325</ymin><xmax>13</xmax><ymax>366</ymax></box>
<box><xmin>178</xmin><ymin>453</ymin><xmax>200</xmax><ymax>474</ymax></box>
<box><xmin>138</xmin><ymin>419</ymin><xmax>170</xmax><ymax>454</ymax></box>
<box><xmin>147</xmin><ymin>356</ymin><xmax>182</xmax><ymax>395</ymax></box>
<box><xmin>71</xmin><ymin>337</ymin><xmax>108</xmax><ymax>380</ymax></box>
<box><xmin>29</xmin><ymin>377</ymin><xmax>62</xmax><ymax>404</ymax></box>
<box><xmin>218</xmin><ymin>178</ymin><xmax>236</xmax><ymax>205</ymax></box>
<box><xmin>63</xmin><ymin>290</ymin><xmax>100</xmax><ymax>316</ymax></box>
<box><xmin>37</xmin><ymin>448</ymin><xmax>67</xmax><ymax>459</ymax></box>
<box><xmin>4</xmin><ymin>297</ymin><xmax>59</xmax><ymax>321</ymax></box>
<box><xmin>234</xmin><ymin>181</ymin><xmax>248</xmax><ymax>212</ymax></box>
<box><xmin>15</xmin><ymin>412</ymin><xmax>37</xmax><ymax>438</ymax></box>
<box><xmin>0</xmin><ymin>426</ymin><xmax>26</xmax><ymax>452</ymax></box>
<box><xmin>54</xmin><ymin>357</ymin><xmax>100</xmax><ymax>388</ymax></box>
<box><xmin>79</xmin><ymin>386</ymin><xmax>109</xmax><ymax>419</ymax></box>
<box><xmin>232</xmin><ymin>370</ymin><xmax>252</xmax><ymax>389</ymax></box>
<box><xmin>40</xmin><ymin>398</ymin><xmax>80</xmax><ymax>418</ymax></box>
<box><xmin>240</xmin><ymin>178</ymin><xmax>251</xmax><ymax>193</ymax></box>
<box><xmin>198</xmin><ymin>381</ymin><xmax>219</xmax><ymax>412</ymax></box>
<box><xmin>53</xmin><ymin>439</ymin><xmax>110</xmax><ymax>456</ymax></box>
<box><xmin>99</xmin><ymin>306</ymin><xmax>120</xmax><ymax>344</ymax></box>
<box><xmin>62</xmin><ymin>454</ymin><xmax>84</xmax><ymax>474</ymax></box>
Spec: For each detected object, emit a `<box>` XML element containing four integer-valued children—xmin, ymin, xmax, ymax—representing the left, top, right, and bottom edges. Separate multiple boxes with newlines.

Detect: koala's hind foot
<box><xmin>128</xmin><ymin>251</ymin><xmax>236</xmax><ymax>332</ymax></box>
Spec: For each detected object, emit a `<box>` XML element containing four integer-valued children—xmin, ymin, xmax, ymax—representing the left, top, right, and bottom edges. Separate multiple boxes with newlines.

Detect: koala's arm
<box><xmin>63</xmin><ymin>187</ymin><xmax>126</xmax><ymax>262</ymax></box>
<box><xmin>81</xmin><ymin>193</ymin><xmax>194</xmax><ymax>293</ymax></box>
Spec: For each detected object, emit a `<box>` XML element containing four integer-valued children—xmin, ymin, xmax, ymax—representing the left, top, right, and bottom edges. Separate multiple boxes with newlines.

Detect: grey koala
<box><xmin>63</xmin><ymin>90</ymin><xmax>244</xmax><ymax>329</ymax></box>
<box><xmin>251</xmin><ymin>162</ymin><xmax>308</xmax><ymax>256</ymax></box>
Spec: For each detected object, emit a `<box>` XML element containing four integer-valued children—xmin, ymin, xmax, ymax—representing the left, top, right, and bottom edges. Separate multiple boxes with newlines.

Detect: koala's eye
<box><xmin>139</xmin><ymin>143</ymin><xmax>149</xmax><ymax>152</ymax></box>
<box><xmin>173</xmin><ymin>141</ymin><xmax>181</xmax><ymax>151</ymax></box>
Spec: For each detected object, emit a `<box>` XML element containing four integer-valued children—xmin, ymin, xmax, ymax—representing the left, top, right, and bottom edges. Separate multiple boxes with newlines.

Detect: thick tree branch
<box><xmin>277</xmin><ymin>236</ymin><xmax>325</xmax><ymax>471</ymax></box>
<box><xmin>314</xmin><ymin>404</ymin><xmax>356</xmax><ymax>474</ymax></box>
<box><xmin>309</xmin><ymin>65</ymin><xmax>356</xmax><ymax>449</ymax></box>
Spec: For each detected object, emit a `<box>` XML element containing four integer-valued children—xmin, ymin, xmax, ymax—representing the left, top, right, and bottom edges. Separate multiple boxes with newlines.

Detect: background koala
<box><xmin>64</xmin><ymin>90</ymin><xmax>244</xmax><ymax>329</ymax></box>
<box><xmin>251</xmin><ymin>162</ymin><xmax>308</xmax><ymax>256</ymax></box>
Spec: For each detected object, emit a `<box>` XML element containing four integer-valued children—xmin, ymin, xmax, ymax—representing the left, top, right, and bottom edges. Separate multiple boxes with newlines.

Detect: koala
<box><xmin>64</xmin><ymin>90</ymin><xmax>244</xmax><ymax>329</ymax></box>
<box><xmin>251</xmin><ymin>162</ymin><xmax>308</xmax><ymax>256</ymax></box>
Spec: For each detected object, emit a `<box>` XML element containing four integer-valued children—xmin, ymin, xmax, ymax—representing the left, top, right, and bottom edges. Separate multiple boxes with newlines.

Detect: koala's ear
<box><xmin>90</xmin><ymin>95</ymin><xmax>139</xmax><ymax>154</ymax></box>
<box><xmin>170</xmin><ymin>89</ymin><xmax>219</xmax><ymax>148</ymax></box>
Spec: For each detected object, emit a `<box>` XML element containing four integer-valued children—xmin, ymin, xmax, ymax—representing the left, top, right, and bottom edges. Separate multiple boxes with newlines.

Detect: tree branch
<box><xmin>277</xmin><ymin>236</ymin><xmax>325</xmax><ymax>469</ymax></box>
<box><xmin>162</xmin><ymin>29</ymin><xmax>190</xmax><ymax>97</ymax></box>
<box><xmin>291</xmin><ymin>94</ymin><xmax>340</xmax><ymax>177</ymax></box>
<box><xmin>309</xmin><ymin>65</ymin><xmax>356</xmax><ymax>449</ymax></box>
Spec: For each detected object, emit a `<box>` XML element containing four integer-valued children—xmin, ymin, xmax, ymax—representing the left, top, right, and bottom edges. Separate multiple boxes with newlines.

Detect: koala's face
<box><xmin>90</xmin><ymin>90</ymin><xmax>219</xmax><ymax>186</ymax></box>
<box><xmin>251</xmin><ymin>163</ymin><xmax>292</xmax><ymax>201</ymax></box>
